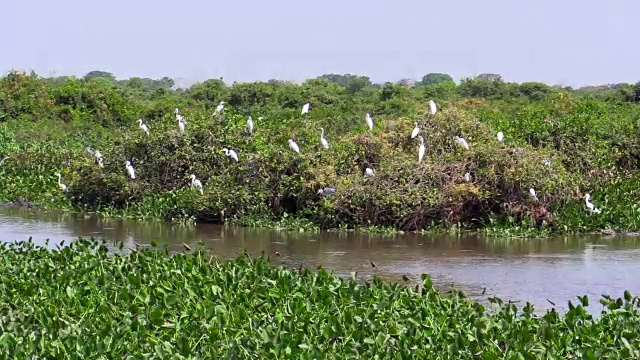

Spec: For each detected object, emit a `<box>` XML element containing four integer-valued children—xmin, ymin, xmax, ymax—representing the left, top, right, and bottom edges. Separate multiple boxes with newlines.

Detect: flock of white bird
<box><xmin>57</xmin><ymin>99</ymin><xmax>602</xmax><ymax>215</ymax></box>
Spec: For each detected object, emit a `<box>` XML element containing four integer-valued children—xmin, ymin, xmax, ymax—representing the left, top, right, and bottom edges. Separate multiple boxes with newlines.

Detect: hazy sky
<box><xmin>2</xmin><ymin>0</ymin><xmax>637</xmax><ymax>87</ymax></box>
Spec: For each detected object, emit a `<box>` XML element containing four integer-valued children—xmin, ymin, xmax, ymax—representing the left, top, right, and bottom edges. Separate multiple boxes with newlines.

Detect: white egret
<box><xmin>497</xmin><ymin>131</ymin><xmax>504</xmax><ymax>142</ymax></box>
<box><xmin>543</xmin><ymin>159</ymin><xmax>551</xmax><ymax>167</ymax></box>
<box><xmin>320</xmin><ymin>128</ymin><xmax>329</xmax><ymax>149</ymax></box>
<box><xmin>365</xmin><ymin>167</ymin><xmax>375</xmax><ymax>178</ymax></box>
<box><xmin>454</xmin><ymin>136</ymin><xmax>470</xmax><ymax>151</ymax></box>
<box><xmin>97</xmin><ymin>157</ymin><xmax>104</xmax><ymax>168</ymax></box>
<box><xmin>247</xmin><ymin>116</ymin><xmax>254</xmax><ymax>134</ymax></box>
<box><xmin>190</xmin><ymin>174</ymin><xmax>203</xmax><ymax>194</ymax></box>
<box><xmin>138</xmin><ymin>119</ymin><xmax>149</xmax><ymax>135</ymax></box>
<box><xmin>175</xmin><ymin>108</ymin><xmax>180</xmax><ymax>115</ymax></box>
<box><xmin>125</xmin><ymin>161</ymin><xmax>136</xmax><ymax>179</ymax></box>
<box><xmin>55</xmin><ymin>173</ymin><xmax>67</xmax><ymax>192</ymax></box>
<box><xmin>288</xmin><ymin>139</ymin><xmax>301</xmax><ymax>154</ymax></box>
<box><xmin>418</xmin><ymin>136</ymin><xmax>425</xmax><ymax>164</ymax></box>
<box><xmin>94</xmin><ymin>150</ymin><xmax>103</xmax><ymax>160</ymax></box>
<box><xmin>178</xmin><ymin>117</ymin><xmax>186</xmax><ymax>134</ymax></box>
<box><xmin>365</xmin><ymin>113</ymin><xmax>374</xmax><ymax>131</ymax></box>
<box><xmin>222</xmin><ymin>148</ymin><xmax>239</xmax><ymax>162</ymax></box>
<box><xmin>464</xmin><ymin>172</ymin><xmax>471</xmax><ymax>182</ymax></box>
<box><xmin>301</xmin><ymin>103</ymin><xmax>310</xmax><ymax>115</ymax></box>
<box><xmin>585</xmin><ymin>194</ymin><xmax>602</xmax><ymax>214</ymax></box>
<box><xmin>428</xmin><ymin>100</ymin><xmax>438</xmax><ymax>115</ymax></box>
<box><xmin>215</xmin><ymin>101</ymin><xmax>226</xmax><ymax>115</ymax></box>
<box><xmin>529</xmin><ymin>188</ymin><xmax>539</xmax><ymax>202</ymax></box>
<box><xmin>411</xmin><ymin>122</ymin><xmax>420</xmax><ymax>139</ymax></box>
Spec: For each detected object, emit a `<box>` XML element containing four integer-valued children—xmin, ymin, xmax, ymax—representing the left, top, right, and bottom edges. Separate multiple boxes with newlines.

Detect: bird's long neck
<box><xmin>57</xmin><ymin>174</ymin><xmax>62</xmax><ymax>184</ymax></box>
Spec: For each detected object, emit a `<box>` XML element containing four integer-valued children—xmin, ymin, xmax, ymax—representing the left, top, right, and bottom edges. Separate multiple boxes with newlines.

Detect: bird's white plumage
<box><xmin>365</xmin><ymin>113</ymin><xmax>374</xmax><ymax>131</ymax></box>
<box><xmin>125</xmin><ymin>161</ymin><xmax>136</xmax><ymax>179</ymax></box>
<box><xmin>428</xmin><ymin>100</ymin><xmax>437</xmax><ymax>115</ymax></box>
<box><xmin>215</xmin><ymin>101</ymin><xmax>225</xmax><ymax>115</ymax></box>
<box><xmin>418</xmin><ymin>136</ymin><xmax>425</xmax><ymax>164</ymax></box>
<box><xmin>411</xmin><ymin>122</ymin><xmax>420</xmax><ymax>139</ymax></box>
<box><xmin>56</xmin><ymin>173</ymin><xmax>67</xmax><ymax>192</ymax></box>
<box><xmin>364</xmin><ymin>167</ymin><xmax>375</xmax><ymax>177</ymax></box>
<box><xmin>247</xmin><ymin>116</ymin><xmax>254</xmax><ymax>134</ymax></box>
<box><xmin>301</xmin><ymin>103</ymin><xmax>310</xmax><ymax>114</ymax></box>
<box><xmin>178</xmin><ymin>118</ymin><xmax>185</xmax><ymax>133</ymax></box>
<box><xmin>464</xmin><ymin>172</ymin><xmax>471</xmax><ymax>182</ymax></box>
<box><xmin>529</xmin><ymin>188</ymin><xmax>538</xmax><ymax>202</ymax></box>
<box><xmin>190</xmin><ymin>174</ymin><xmax>203</xmax><ymax>194</ymax></box>
<box><xmin>97</xmin><ymin>157</ymin><xmax>104</xmax><ymax>168</ymax></box>
<box><xmin>585</xmin><ymin>194</ymin><xmax>602</xmax><ymax>214</ymax></box>
<box><xmin>222</xmin><ymin>148</ymin><xmax>239</xmax><ymax>162</ymax></box>
<box><xmin>454</xmin><ymin>136</ymin><xmax>470</xmax><ymax>150</ymax></box>
<box><xmin>138</xmin><ymin>119</ymin><xmax>149</xmax><ymax>135</ymax></box>
<box><xmin>94</xmin><ymin>150</ymin><xmax>103</xmax><ymax>160</ymax></box>
<box><xmin>497</xmin><ymin>131</ymin><xmax>504</xmax><ymax>142</ymax></box>
<box><xmin>320</xmin><ymin>128</ymin><xmax>329</xmax><ymax>149</ymax></box>
<box><xmin>288</xmin><ymin>139</ymin><xmax>300</xmax><ymax>153</ymax></box>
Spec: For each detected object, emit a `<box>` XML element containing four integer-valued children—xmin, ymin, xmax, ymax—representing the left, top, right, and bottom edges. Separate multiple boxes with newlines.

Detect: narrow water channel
<box><xmin>2</xmin><ymin>206</ymin><xmax>639</xmax><ymax>314</ymax></box>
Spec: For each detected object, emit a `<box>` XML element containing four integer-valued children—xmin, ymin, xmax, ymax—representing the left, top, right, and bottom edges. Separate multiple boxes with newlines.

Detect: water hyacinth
<box><xmin>0</xmin><ymin>238</ymin><xmax>639</xmax><ymax>358</ymax></box>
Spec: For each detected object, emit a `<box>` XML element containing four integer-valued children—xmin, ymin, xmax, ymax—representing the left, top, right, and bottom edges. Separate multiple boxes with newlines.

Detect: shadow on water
<box><xmin>2</xmin><ymin>206</ymin><xmax>640</xmax><ymax>314</ymax></box>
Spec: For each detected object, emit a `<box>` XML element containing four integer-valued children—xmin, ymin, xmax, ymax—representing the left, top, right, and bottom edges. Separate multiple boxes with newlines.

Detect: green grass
<box><xmin>0</xmin><ymin>239</ymin><xmax>639</xmax><ymax>358</ymax></box>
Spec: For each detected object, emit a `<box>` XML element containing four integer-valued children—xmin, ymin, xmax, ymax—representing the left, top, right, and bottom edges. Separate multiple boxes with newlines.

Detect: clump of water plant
<box><xmin>0</xmin><ymin>238</ymin><xmax>639</xmax><ymax>358</ymax></box>
<box><xmin>1</xmin><ymin>71</ymin><xmax>640</xmax><ymax>234</ymax></box>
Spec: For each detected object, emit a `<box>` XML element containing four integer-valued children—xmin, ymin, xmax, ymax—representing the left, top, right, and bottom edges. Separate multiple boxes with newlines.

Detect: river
<box><xmin>2</xmin><ymin>206</ymin><xmax>639</xmax><ymax>314</ymax></box>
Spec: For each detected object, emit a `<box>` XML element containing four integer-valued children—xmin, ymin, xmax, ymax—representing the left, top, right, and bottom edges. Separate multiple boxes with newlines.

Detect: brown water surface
<box><xmin>2</xmin><ymin>206</ymin><xmax>639</xmax><ymax>314</ymax></box>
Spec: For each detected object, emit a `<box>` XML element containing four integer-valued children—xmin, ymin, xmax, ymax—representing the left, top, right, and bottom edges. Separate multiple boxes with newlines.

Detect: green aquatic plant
<box><xmin>0</xmin><ymin>239</ymin><xmax>640</xmax><ymax>358</ymax></box>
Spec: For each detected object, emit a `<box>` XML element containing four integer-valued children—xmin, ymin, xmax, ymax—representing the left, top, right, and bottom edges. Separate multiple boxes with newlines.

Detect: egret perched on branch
<box><xmin>585</xmin><ymin>194</ymin><xmax>602</xmax><ymax>214</ymax></box>
<box><xmin>55</xmin><ymin>173</ymin><xmax>67</xmax><ymax>192</ymax></box>
<box><xmin>454</xmin><ymin>136</ymin><xmax>470</xmax><ymax>150</ymax></box>
<box><xmin>215</xmin><ymin>101</ymin><xmax>226</xmax><ymax>115</ymax></box>
<box><xmin>464</xmin><ymin>172</ymin><xmax>471</xmax><ymax>182</ymax></box>
<box><xmin>418</xmin><ymin>136</ymin><xmax>425</xmax><ymax>164</ymax></box>
<box><xmin>190</xmin><ymin>174</ymin><xmax>203</xmax><ymax>194</ymax></box>
<box><xmin>288</xmin><ymin>139</ymin><xmax>300</xmax><ymax>154</ymax></box>
<box><xmin>138</xmin><ymin>119</ymin><xmax>149</xmax><ymax>135</ymax></box>
<box><xmin>94</xmin><ymin>150</ymin><xmax>103</xmax><ymax>167</ymax></box>
<box><xmin>320</xmin><ymin>128</ymin><xmax>329</xmax><ymax>149</ymax></box>
<box><xmin>529</xmin><ymin>188</ymin><xmax>539</xmax><ymax>202</ymax></box>
<box><xmin>365</xmin><ymin>113</ymin><xmax>374</xmax><ymax>131</ymax></box>
<box><xmin>365</xmin><ymin>167</ymin><xmax>375</xmax><ymax>178</ymax></box>
<box><xmin>222</xmin><ymin>148</ymin><xmax>239</xmax><ymax>162</ymax></box>
<box><xmin>428</xmin><ymin>100</ymin><xmax>438</xmax><ymax>115</ymax></box>
<box><xmin>178</xmin><ymin>117</ymin><xmax>186</xmax><ymax>134</ymax></box>
<box><xmin>411</xmin><ymin>122</ymin><xmax>420</xmax><ymax>139</ymax></box>
<box><xmin>125</xmin><ymin>161</ymin><xmax>136</xmax><ymax>179</ymax></box>
<box><xmin>301</xmin><ymin>103</ymin><xmax>310</xmax><ymax>115</ymax></box>
<box><xmin>497</xmin><ymin>131</ymin><xmax>504</xmax><ymax>142</ymax></box>
<box><xmin>247</xmin><ymin>116</ymin><xmax>254</xmax><ymax>134</ymax></box>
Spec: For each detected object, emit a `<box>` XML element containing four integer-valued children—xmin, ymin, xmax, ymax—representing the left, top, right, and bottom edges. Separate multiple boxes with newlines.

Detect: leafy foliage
<box><xmin>0</xmin><ymin>239</ymin><xmax>639</xmax><ymax>358</ymax></box>
<box><xmin>1</xmin><ymin>70</ymin><xmax>640</xmax><ymax>233</ymax></box>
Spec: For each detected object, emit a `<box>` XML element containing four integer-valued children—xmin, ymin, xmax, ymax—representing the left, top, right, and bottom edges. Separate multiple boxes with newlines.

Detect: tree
<box><xmin>420</xmin><ymin>73</ymin><xmax>454</xmax><ymax>86</ymax></box>
<box><xmin>84</xmin><ymin>71</ymin><xmax>116</xmax><ymax>82</ymax></box>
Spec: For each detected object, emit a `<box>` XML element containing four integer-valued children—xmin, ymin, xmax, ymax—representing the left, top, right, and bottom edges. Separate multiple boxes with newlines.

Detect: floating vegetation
<box><xmin>0</xmin><ymin>238</ymin><xmax>639</xmax><ymax>357</ymax></box>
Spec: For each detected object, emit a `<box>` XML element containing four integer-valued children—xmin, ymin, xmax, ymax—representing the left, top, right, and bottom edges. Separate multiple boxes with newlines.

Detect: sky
<box><xmin>2</xmin><ymin>0</ymin><xmax>638</xmax><ymax>87</ymax></box>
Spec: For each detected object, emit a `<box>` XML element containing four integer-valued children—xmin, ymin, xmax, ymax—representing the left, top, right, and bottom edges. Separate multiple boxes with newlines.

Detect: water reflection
<box><xmin>1</xmin><ymin>206</ymin><xmax>640</xmax><ymax>314</ymax></box>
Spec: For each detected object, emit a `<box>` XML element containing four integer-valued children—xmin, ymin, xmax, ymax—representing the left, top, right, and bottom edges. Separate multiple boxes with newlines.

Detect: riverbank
<box><xmin>0</xmin><ymin>239</ymin><xmax>638</xmax><ymax>358</ymax></box>
<box><xmin>2</xmin><ymin>72</ymin><xmax>640</xmax><ymax>235</ymax></box>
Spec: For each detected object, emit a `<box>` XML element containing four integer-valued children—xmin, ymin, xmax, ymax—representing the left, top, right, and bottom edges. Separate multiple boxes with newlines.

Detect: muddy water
<box><xmin>2</xmin><ymin>206</ymin><xmax>640</xmax><ymax>314</ymax></box>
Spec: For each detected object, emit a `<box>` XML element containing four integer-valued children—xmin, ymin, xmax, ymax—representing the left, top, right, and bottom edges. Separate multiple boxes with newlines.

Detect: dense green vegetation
<box><xmin>1</xmin><ymin>239</ymin><xmax>639</xmax><ymax>358</ymax></box>
<box><xmin>2</xmin><ymin>70</ymin><xmax>640</xmax><ymax>233</ymax></box>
